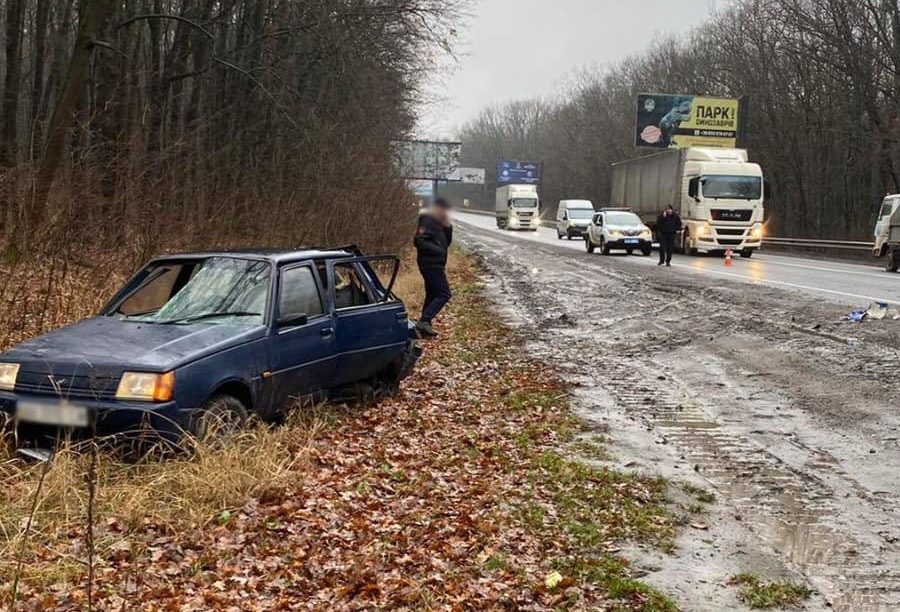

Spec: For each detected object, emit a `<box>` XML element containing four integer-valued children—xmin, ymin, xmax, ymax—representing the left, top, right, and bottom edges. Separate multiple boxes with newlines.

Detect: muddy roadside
<box><xmin>458</xmin><ymin>220</ymin><xmax>900</xmax><ymax>611</ymax></box>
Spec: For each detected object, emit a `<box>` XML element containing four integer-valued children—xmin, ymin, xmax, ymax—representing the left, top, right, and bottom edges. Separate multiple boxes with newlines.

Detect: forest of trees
<box><xmin>456</xmin><ymin>0</ymin><xmax>900</xmax><ymax>240</ymax></box>
<box><xmin>0</xmin><ymin>0</ymin><xmax>460</xmax><ymax>259</ymax></box>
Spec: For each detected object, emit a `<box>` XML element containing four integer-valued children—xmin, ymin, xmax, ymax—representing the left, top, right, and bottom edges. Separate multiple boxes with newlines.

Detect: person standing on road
<box><xmin>657</xmin><ymin>205</ymin><xmax>682</xmax><ymax>267</ymax></box>
<box><xmin>414</xmin><ymin>197</ymin><xmax>453</xmax><ymax>338</ymax></box>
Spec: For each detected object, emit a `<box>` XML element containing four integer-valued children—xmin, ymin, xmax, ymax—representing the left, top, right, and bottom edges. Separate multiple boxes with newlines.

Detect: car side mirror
<box><xmin>277</xmin><ymin>313</ymin><xmax>308</xmax><ymax>328</ymax></box>
<box><xmin>688</xmin><ymin>177</ymin><xmax>700</xmax><ymax>201</ymax></box>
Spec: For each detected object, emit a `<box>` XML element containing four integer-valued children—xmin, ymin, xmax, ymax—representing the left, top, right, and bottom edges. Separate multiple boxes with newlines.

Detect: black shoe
<box><xmin>666</xmin><ymin>262</ymin><xmax>671</xmax><ymax>267</ymax></box>
<box><xmin>657</xmin><ymin>261</ymin><xmax>665</xmax><ymax>266</ymax></box>
<box><xmin>415</xmin><ymin>320</ymin><xmax>438</xmax><ymax>338</ymax></box>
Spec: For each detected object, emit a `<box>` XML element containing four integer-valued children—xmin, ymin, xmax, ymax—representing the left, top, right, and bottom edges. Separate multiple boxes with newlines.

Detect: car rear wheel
<box><xmin>190</xmin><ymin>395</ymin><xmax>248</xmax><ymax>445</ymax></box>
<box><xmin>557</xmin><ymin>231</ymin><xmax>563</xmax><ymax>240</ymax></box>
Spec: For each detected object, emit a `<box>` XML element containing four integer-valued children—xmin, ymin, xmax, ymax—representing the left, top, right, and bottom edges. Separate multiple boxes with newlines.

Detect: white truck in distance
<box><xmin>611</xmin><ymin>147</ymin><xmax>765</xmax><ymax>258</ymax></box>
<box><xmin>496</xmin><ymin>184</ymin><xmax>540</xmax><ymax>231</ymax></box>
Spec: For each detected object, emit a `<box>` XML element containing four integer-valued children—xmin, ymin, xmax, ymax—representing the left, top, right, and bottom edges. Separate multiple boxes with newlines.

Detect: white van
<box><xmin>874</xmin><ymin>194</ymin><xmax>900</xmax><ymax>257</ymax></box>
<box><xmin>556</xmin><ymin>200</ymin><xmax>595</xmax><ymax>239</ymax></box>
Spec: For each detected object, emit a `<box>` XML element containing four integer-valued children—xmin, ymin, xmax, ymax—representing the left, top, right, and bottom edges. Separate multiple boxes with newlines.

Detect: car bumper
<box><xmin>567</xmin><ymin>226</ymin><xmax>590</xmax><ymax>236</ymax></box>
<box><xmin>607</xmin><ymin>238</ymin><xmax>651</xmax><ymax>249</ymax></box>
<box><xmin>0</xmin><ymin>391</ymin><xmax>184</xmax><ymax>445</ymax></box>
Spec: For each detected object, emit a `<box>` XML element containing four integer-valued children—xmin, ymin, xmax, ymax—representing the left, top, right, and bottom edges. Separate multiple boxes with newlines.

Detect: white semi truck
<box><xmin>610</xmin><ymin>147</ymin><xmax>765</xmax><ymax>257</ymax></box>
<box><xmin>495</xmin><ymin>184</ymin><xmax>540</xmax><ymax>231</ymax></box>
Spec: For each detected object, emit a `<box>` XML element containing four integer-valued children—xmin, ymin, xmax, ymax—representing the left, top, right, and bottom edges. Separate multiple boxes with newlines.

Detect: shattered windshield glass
<box><xmin>120</xmin><ymin>258</ymin><xmax>270</xmax><ymax>325</ymax></box>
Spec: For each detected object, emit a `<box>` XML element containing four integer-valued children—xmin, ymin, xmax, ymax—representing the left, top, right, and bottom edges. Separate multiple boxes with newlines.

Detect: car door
<box><xmin>265</xmin><ymin>263</ymin><xmax>336</xmax><ymax>413</ymax></box>
<box><xmin>327</xmin><ymin>258</ymin><xmax>407</xmax><ymax>386</ymax></box>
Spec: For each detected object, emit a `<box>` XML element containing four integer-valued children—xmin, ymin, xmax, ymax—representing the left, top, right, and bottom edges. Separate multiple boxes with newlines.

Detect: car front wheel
<box><xmin>190</xmin><ymin>395</ymin><xmax>248</xmax><ymax>445</ymax></box>
<box><xmin>585</xmin><ymin>236</ymin><xmax>595</xmax><ymax>253</ymax></box>
<box><xmin>601</xmin><ymin>237</ymin><xmax>611</xmax><ymax>255</ymax></box>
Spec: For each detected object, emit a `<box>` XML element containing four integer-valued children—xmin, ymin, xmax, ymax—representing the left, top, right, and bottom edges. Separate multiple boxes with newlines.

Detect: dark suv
<box><xmin>0</xmin><ymin>247</ymin><xmax>420</xmax><ymax>448</ymax></box>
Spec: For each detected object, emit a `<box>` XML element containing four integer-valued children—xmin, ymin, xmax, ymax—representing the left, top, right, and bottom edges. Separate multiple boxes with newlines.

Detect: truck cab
<box><xmin>874</xmin><ymin>195</ymin><xmax>900</xmax><ymax>258</ymax></box>
<box><xmin>496</xmin><ymin>184</ymin><xmax>540</xmax><ymax>231</ymax></box>
<box><xmin>683</xmin><ymin>148</ymin><xmax>765</xmax><ymax>257</ymax></box>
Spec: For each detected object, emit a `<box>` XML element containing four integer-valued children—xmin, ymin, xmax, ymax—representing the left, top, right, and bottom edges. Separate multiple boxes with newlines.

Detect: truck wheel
<box><xmin>585</xmin><ymin>236</ymin><xmax>595</xmax><ymax>253</ymax></box>
<box><xmin>887</xmin><ymin>249</ymin><xmax>899</xmax><ymax>273</ymax></box>
<box><xmin>682</xmin><ymin>233</ymin><xmax>697</xmax><ymax>256</ymax></box>
<box><xmin>190</xmin><ymin>395</ymin><xmax>248</xmax><ymax>446</ymax></box>
<box><xmin>740</xmin><ymin>249</ymin><xmax>754</xmax><ymax>259</ymax></box>
<box><xmin>601</xmin><ymin>238</ymin><xmax>611</xmax><ymax>255</ymax></box>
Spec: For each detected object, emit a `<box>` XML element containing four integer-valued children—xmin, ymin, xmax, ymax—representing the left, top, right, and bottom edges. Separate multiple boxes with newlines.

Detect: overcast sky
<box><xmin>418</xmin><ymin>0</ymin><xmax>728</xmax><ymax>139</ymax></box>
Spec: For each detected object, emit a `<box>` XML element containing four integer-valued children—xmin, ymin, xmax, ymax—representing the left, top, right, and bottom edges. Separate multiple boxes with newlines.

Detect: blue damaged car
<box><xmin>0</xmin><ymin>247</ymin><xmax>420</xmax><ymax>449</ymax></box>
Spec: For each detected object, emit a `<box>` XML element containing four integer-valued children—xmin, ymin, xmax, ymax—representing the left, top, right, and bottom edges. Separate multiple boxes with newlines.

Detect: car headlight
<box><xmin>0</xmin><ymin>363</ymin><xmax>20</xmax><ymax>391</ymax></box>
<box><xmin>116</xmin><ymin>371</ymin><xmax>174</xmax><ymax>402</ymax></box>
<box><xmin>751</xmin><ymin>224</ymin><xmax>764</xmax><ymax>239</ymax></box>
<box><xmin>640</xmin><ymin>229</ymin><xmax>652</xmax><ymax>239</ymax></box>
<box><xmin>610</xmin><ymin>230</ymin><xmax>622</xmax><ymax>238</ymax></box>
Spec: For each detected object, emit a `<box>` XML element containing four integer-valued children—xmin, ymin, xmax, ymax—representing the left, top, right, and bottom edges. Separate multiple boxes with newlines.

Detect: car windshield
<box><xmin>605</xmin><ymin>212</ymin><xmax>641</xmax><ymax>225</ymax></box>
<box><xmin>568</xmin><ymin>209</ymin><xmax>594</xmax><ymax>219</ymax></box>
<box><xmin>511</xmin><ymin>198</ymin><xmax>538</xmax><ymax>208</ymax></box>
<box><xmin>701</xmin><ymin>175</ymin><xmax>762</xmax><ymax>200</ymax></box>
<box><xmin>119</xmin><ymin>257</ymin><xmax>270</xmax><ymax>325</ymax></box>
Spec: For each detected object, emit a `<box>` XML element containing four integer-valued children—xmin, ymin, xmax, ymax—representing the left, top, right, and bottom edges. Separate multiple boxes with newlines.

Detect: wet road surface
<box><xmin>456</xmin><ymin>210</ymin><xmax>900</xmax><ymax>307</ymax></box>
<box><xmin>457</xmin><ymin>216</ymin><xmax>900</xmax><ymax>611</ymax></box>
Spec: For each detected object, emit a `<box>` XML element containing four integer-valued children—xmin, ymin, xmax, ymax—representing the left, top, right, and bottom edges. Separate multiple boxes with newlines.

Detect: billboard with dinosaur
<box><xmin>636</xmin><ymin>94</ymin><xmax>743</xmax><ymax>149</ymax></box>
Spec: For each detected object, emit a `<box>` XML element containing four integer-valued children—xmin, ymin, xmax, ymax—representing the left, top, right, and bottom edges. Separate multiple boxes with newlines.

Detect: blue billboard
<box><xmin>496</xmin><ymin>160</ymin><xmax>541</xmax><ymax>184</ymax></box>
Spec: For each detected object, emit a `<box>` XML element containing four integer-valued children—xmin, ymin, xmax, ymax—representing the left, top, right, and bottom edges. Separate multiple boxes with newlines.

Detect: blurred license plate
<box><xmin>17</xmin><ymin>399</ymin><xmax>88</xmax><ymax>427</ymax></box>
<box><xmin>624</xmin><ymin>238</ymin><xmax>638</xmax><ymax>244</ymax></box>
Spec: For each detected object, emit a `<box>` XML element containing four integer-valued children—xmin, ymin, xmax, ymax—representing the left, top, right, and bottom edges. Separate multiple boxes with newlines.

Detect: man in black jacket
<box><xmin>413</xmin><ymin>198</ymin><xmax>453</xmax><ymax>338</ymax></box>
<box><xmin>656</xmin><ymin>205</ymin><xmax>682</xmax><ymax>267</ymax></box>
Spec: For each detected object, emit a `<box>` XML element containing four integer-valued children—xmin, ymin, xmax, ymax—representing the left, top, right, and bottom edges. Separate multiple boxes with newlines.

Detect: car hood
<box><xmin>1</xmin><ymin>316</ymin><xmax>266</xmax><ymax>373</ymax></box>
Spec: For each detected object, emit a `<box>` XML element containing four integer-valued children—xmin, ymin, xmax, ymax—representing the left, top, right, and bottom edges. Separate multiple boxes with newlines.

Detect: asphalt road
<box><xmin>455</xmin><ymin>211</ymin><xmax>900</xmax><ymax>308</ymax></box>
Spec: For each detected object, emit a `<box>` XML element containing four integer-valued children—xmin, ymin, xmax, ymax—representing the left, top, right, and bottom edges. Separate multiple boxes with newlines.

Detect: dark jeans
<box><xmin>659</xmin><ymin>233</ymin><xmax>676</xmax><ymax>264</ymax></box>
<box><xmin>419</xmin><ymin>265</ymin><xmax>451</xmax><ymax>323</ymax></box>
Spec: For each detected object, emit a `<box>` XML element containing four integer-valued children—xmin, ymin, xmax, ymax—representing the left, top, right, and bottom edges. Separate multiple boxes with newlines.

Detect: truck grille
<box><xmin>711</xmin><ymin>209</ymin><xmax>752</xmax><ymax>222</ymax></box>
<box><xmin>716</xmin><ymin>228</ymin><xmax>746</xmax><ymax>236</ymax></box>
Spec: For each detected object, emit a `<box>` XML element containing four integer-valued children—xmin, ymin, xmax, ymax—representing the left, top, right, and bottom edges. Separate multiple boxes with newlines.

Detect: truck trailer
<box><xmin>495</xmin><ymin>184</ymin><xmax>540</xmax><ymax>231</ymax></box>
<box><xmin>610</xmin><ymin>147</ymin><xmax>765</xmax><ymax>257</ymax></box>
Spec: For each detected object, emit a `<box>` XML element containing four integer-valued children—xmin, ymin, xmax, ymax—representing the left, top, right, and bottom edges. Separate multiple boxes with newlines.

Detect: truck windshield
<box><xmin>510</xmin><ymin>198</ymin><xmax>538</xmax><ymax>208</ymax></box>
<box><xmin>880</xmin><ymin>201</ymin><xmax>896</xmax><ymax>218</ymax></box>
<box><xmin>701</xmin><ymin>176</ymin><xmax>762</xmax><ymax>200</ymax></box>
<box><xmin>567</xmin><ymin>209</ymin><xmax>594</xmax><ymax>219</ymax></box>
<box><xmin>118</xmin><ymin>257</ymin><xmax>271</xmax><ymax>325</ymax></box>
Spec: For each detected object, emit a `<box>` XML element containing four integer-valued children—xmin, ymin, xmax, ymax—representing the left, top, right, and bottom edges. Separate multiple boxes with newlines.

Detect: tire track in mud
<box><xmin>459</xmin><ymin>223</ymin><xmax>900</xmax><ymax>611</ymax></box>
